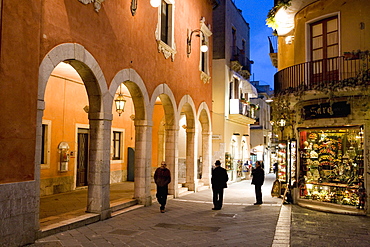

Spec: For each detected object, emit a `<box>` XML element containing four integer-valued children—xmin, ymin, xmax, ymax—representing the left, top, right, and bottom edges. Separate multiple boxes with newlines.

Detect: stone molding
<box><xmin>78</xmin><ymin>0</ymin><xmax>105</xmax><ymax>12</ymax></box>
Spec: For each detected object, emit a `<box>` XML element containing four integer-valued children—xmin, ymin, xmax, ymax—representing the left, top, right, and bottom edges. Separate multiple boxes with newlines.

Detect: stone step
<box><xmin>39</xmin><ymin>199</ymin><xmax>140</xmax><ymax>239</ymax></box>
<box><xmin>197</xmin><ymin>185</ymin><xmax>209</xmax><ymax>192</ymax></box>
<box><xmin>110</xmin><ymin>199</ymin><xmax>138</xmax><ymax>212</ymax></box>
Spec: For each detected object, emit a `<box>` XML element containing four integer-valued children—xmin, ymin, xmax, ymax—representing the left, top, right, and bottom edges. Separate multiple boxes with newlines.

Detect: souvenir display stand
<box><xmin>276</xmin><ymin>141</ymin><xmax>287</xmax><ymax>195</ymax></box>
<box><xmin>298</xmin><ymin>127</ymin><xmax>364</xmax><ymax>208</ymax></box>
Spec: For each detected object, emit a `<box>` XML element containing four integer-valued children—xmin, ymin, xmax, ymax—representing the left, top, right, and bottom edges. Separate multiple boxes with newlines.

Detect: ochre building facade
<box><xmin>0</xmin><ymin>0</ymin><xmax>217</xmax><ymax>245</ymax></box>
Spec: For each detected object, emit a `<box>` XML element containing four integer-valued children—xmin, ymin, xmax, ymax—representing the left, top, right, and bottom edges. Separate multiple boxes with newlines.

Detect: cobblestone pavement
<box><xmin>291</xmin><ymin>205</ymin><xmax>370</xmax><ymax>247</ymax></box>
<box><xmin>29</xmin><ymin>173</ymin><xmax>370</xmax><ymax>247</ymax></box>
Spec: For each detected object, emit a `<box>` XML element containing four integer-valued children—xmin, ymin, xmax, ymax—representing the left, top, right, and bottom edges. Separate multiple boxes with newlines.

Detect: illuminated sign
<box><xmin>302</xmin><ymin>101</ymin><xmax>350</xmax><ymax>120</ymax></box>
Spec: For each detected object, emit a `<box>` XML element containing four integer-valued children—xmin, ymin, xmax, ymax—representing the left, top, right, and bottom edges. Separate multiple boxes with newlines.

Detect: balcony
<box><xmin>229</xmin><ymin>99</ymin><xmax>256</xmax><ymax>125</ymax></box>
<box><xmin>274</xmin><ymin>54</ymin><xmax>370</xmax><ymax>95</ymax></box>
<box><xmin>230</xmin><ymin>46</ymin><xmax>252</xmax><ymax>79</ymax></box>
<box><xmin>268</xmin><ymin>36</ymin><xmax>278</xmax><ymax>68</ymax></box>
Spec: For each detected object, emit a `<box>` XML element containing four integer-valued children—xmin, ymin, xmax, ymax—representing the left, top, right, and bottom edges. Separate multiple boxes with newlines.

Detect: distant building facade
<box><xmin>250</xmin><ymin>81</ymin><xmax>274</xmax><ymax>172</ymax></box>
<box><xmin>212</xmin><ymin>0</ymin><xmax>257</xmax><ymax>181</ymax></box>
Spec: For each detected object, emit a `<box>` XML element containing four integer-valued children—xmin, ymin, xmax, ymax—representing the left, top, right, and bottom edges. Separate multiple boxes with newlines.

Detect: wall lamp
<box><xmin>187</xmin><ymin>29</ymin><xmax>208</xmax><ymax>57</ymax></box>
<box><xmin>115</xmin><ymin>84</ymin><xmax>126</xmax><ymax>116</ymax></box>
<box><xmin>150</xmin><ymin>0</ymin><xmax>161</xmax><ymax>7</ymax></box>
<box><xmin>131</xmin><ymin>0</ymin><xmax>160</xmax><ymax>16</ymax></box>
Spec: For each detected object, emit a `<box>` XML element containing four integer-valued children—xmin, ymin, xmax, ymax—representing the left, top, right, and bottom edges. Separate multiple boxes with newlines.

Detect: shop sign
<box><xmin>302</xmin><ymin>101</ymin><xmax>350</xmax><ymax>120</ymax></box>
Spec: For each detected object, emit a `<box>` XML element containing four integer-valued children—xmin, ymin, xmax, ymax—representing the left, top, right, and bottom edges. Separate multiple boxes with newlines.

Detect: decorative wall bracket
<box><xmin>78</xmin><ymin>0</ymin><xmax>105</xmax><ymax>12</ymax></box>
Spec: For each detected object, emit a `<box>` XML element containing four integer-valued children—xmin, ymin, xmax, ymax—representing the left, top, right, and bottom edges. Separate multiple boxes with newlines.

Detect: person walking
<box><xmin>252</xmin><ymin>161</ymin><xmax>265</xmax><ymax>205</ymax></box>
<box><xmin>211</xmin><ymin>160</ymin><xmax>229</xmax><ymax>210</ymax></box>
<box><xmin>154</xmin><ymin>161</ymin><xmax>171</xmax><ymax>213</ymax></box>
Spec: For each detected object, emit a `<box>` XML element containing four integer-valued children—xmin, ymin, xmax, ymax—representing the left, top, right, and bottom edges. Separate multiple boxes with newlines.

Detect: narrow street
<box><xmin>29</xmin><ymin>173</ymin><xmax>370</xmax><ymax>246</ymax></box>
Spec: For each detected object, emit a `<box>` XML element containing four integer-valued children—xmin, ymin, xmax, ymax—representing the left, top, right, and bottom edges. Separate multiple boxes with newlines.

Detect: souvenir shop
<box><xmin>297</xmin><ymin>126</ymin><xmax>365</xmax><ymax>208</ymax></box>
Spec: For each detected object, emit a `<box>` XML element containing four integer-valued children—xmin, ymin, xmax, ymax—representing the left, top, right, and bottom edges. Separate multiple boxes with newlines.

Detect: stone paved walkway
<box><xmin>28</xmin><ymin>173</ymin><xmax>370</xmax><ymax>246</ymax></box>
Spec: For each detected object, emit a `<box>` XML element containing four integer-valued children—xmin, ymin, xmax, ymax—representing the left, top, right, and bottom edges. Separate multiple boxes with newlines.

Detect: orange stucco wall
<box><xmin>0</xmin><ymin>0</ymin><xmax>213</xmax><ymax>184</ymax></box>
<box><xmin>42</xmin><ymin>74</ymin><xmax>89</xmax><ymax>179</ymax></box>
<box><xmin>41</xmin><ymin>69</ymin><xmax>136</xmax><ymax>187</ymax></box>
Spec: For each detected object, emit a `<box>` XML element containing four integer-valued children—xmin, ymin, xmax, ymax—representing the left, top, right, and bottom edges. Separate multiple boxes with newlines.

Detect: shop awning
<box><xmin>242</xmin><ymin>80</ymin><xmax>258</xmax><ymax>98</ymax></box>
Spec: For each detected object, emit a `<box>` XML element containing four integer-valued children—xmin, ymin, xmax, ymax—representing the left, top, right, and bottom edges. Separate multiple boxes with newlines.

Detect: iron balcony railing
<box><xmin>274</xmin><ymin>54</ymin><xmax>370</xmax><ymax>94</ymax></box>
<box><xmin>230</xmin><ymin>46</ymin><xmax>252</xmax><ymax>72</ymax></box>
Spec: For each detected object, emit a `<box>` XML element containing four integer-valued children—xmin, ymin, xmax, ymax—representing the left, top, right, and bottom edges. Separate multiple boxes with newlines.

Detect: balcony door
<box><xmin>310</xmin><ymin>16</ymin><xmax>339</xmax><ymax>83</ymax></box>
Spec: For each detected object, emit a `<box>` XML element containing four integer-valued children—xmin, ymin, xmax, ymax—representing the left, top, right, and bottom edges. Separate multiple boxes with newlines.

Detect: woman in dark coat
<box><xmin>252</xmin><ymin>161</ymin><xmax>265</xmax><ymax>205</ymax></box>
<box><xmin>211</xmin><ymin>160</ymin><xmax>229</xmax><ymax>210</ymax></box>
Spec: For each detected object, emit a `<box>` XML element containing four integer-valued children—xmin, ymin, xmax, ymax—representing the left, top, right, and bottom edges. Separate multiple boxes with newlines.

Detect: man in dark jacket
<box><xmin>154</xmin><ymin>161</ymin><xmax>171</xmax><ymax>213</ymax></box>
<box><xmin>211</xmin><ymin>160</ymin><xmax>229</xmax><ymax>210</ymax></box>
<box><xmin>252</xmin><ymin>161</ymin><xmax>265</xmax><ymax>205</ymax></box>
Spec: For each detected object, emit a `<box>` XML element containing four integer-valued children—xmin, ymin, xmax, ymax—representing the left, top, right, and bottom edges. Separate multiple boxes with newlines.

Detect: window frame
<box><xmin>41</xmin><ymin>120</ymin><xmax>51</xmax><ymax>169</ymax></box>
<box><xmin>305</xmin><ymin>12</ymin><xmax>341</xmax><ymax>62</ymax></box>
<box><xmin>111</xmin><ymin>128</ymin><xmax>125</xmax><ymax>162</ymax></box>
<box><xmin>310</xmin><ymin>16</ymin><xmax>339</xmax><ymax>61</ymax></box>
<box><xmin>155</xmin><ymin>0</ymin><xmax>176</xmax><ymax>61</ymax></box>
<box><xmin>199</xmin><ymin>18</ymin><xmax>212</xmax><ymax>83</ymax></box>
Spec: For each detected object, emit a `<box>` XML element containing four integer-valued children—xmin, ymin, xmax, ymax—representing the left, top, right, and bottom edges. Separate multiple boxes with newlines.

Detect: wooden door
<box><xmin>310</xmin><ymin>16</ymin><xmax>339</xmax><ymax>84</ymax></box>
<box><xmin>76</xmin><ymin>129</ymin><xmax>89</xmax><ymax>187</ymax></box>
<box><xmin>127</xmin><ymin>147</ymin><xmax>135</xmax><ymax>181</ymax></box>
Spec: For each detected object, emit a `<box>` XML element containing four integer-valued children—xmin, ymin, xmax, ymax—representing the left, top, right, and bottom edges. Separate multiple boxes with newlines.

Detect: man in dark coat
<box><xmin>154</xmin><ymin>161</ymin><xmax>171</xmax><ymax>213</ymax></box>
<box><xmin>252</xmin><ymin>161</ymin><xmax>265</xmax><ymax>205</ymax></box>
<box><xmin>211</xmin><ymin>160</ymin><xmax>229</xmax><ymax>210</ymax></box>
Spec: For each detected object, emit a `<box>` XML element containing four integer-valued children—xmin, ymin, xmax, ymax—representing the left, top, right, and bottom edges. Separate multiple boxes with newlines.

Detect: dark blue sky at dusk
<box><xmin>234</xmin><ymin>0</ymin><xmax>276</xmax><ymax>89</ymax></box>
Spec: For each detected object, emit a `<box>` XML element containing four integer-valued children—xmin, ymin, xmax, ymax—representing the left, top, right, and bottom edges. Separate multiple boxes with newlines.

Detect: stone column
<box><xmin>34</xmin><ymin>99</ymin><xmax>45</xmax><ymax>230</ymax></box>
<box><xmin>201</xmin><ymin>131</ymin><xmax>212</xmax><ymax>186</ymax></box>
<box><xmin>134</xmin><ymin>120</ymin><xmax>152</xmax><ymax>206</ymax></box>
<box><xmin>87</xmin><ymin>113</ymin><xmax>111</xmax><ymax>220</ymax></box>
<box><xmin>185</xmin><ymin>128</ymin><xmax>197</xmax><ymax>191</ymax></box>
<box><xmin>165</xmin><ymin>127</ymin><xmax>179</xmax><ymax>197</ymax></box>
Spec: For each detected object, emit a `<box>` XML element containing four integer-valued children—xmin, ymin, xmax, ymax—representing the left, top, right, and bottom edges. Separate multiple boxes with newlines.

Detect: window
<box><xmin>232</xmin><ymin>28</ymin><xmax>236</xmax><ymax>47</ymax></box>
<box><xmin>160</xmin><ymin>1</ymin><xmax>170</xmax><ymax>44</ymax></box>
<box><xmin>310</xmin><ymin>16</ymin><xmax>339</xmax><ymax>82</ymax></box>
<box><xmin>199</xmin><ymin>17</ymin><xmax>212</xmax><ymax>83</ymax></box>
<box><xmin>112</xmin><ymin>131</ymin><xmax>122</xmax><ymax>160</ymax></box>
<box><xmin>311</xmin><ymin>16</ymin><xmax>338</xmax><ymax>61</ymax></box>
<box><xmin>229</xmin><ymin>77</ymin><xmax>240</xmax><ymax>99</ymax></box>
<box><xmin>41</xmin><ymin>120</ymin><xmax>51</xmax><ymax>169</ymax></box>
<box><xmin>156</xmin><ymin>0</ymin><xmax>176</xmax><ymax>61</ymax></box>
<box><xmin>41</xmin><ymin>124</ymin><xmax>47</xmax><ymax>164</ymax></box>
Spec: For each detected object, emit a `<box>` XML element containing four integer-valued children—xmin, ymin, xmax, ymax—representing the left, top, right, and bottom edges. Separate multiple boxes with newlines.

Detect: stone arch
<box><xmin>109</xmin><ymin>69</ymin><xmax>152</xmax><ymax>205</ymax></box>
<box><xmin>38</xmin><ymin>43</ymin><xmax>109</xmax><ymax>114</ymax></box>
<box><xmin>109</xmin><ymin>68</ymin><xmax>150</xmax><ymax>121</ymax></box>
<box><xmin>150</xmin><ymin>84</ymin><xmax>178</xmax><ymax>127</ymax></box>
<box><xmin>150</xmin><ymin>84</ymin><xmax>179</xmax><ymax>196</ymax></box>
<box><xmin>197</xmin><ymin>102</ymin><xmax>212</xmax><ymax>186</ymax></box>
<box><xmin>178</xmin><ymin>95</ymin><xmax>198</xmax><ymax>191</ymax></box>
<box><xmin>36</xmin><ymin>43</ymin><xmax>111</xmax><ymax>226</ymax></box>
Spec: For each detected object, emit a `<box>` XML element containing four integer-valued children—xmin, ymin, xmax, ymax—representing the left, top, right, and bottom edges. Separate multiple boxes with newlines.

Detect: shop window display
<box><xmin>298</xmin><ymin>126</ymin><xmax>364</xmax><ymax>208</ymax></box>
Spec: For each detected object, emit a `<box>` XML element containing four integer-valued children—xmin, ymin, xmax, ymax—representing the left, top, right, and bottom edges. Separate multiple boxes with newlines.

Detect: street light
<box><xmin>277</xmin><ymin>117</ymin><xmax>286</xmax><ymax>140</ymax></box>
<box><xmin>115</xmin><ymin>84</ymin><xmax>126</xmax><ymax>116</ymax></box>
<box><xmin>131</xmin><ymin>0</ymin><xmax>160</xmax><ymax>16</ymax></box>
<box><xmin>150</xmin><ymin>0</ymin><xmax>161</xmax><ymax>7</ymax></box>
<box><xmin>187</xmin><ymin>29</ymin><xmax>208</xmax><ymax>57</ymax></box>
